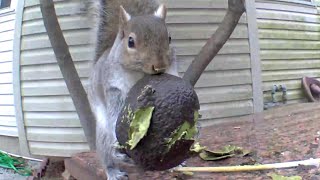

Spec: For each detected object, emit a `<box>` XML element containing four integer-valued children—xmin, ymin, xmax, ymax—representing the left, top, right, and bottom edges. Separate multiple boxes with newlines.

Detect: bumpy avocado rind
<box><xmin>116</xmin><ymin>73</ymin><xmax>200</xmax><ymax>171</ymax></box>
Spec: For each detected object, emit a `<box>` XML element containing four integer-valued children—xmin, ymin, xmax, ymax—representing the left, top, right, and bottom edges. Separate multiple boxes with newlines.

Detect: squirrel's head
<box><xmin>118</xmin><ymin>4</ymin><xmax>172</xmax><ymax>74</ymax></box>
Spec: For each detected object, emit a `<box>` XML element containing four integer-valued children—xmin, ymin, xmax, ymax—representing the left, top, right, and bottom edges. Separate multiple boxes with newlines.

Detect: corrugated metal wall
<box><xmin>0</xmin><ymin>11</ymin><xmax>18</xmax><ymax>137</ymax></box>
<box><xmin>20</xmin><ymin>0</ymin><xmax>253</xmax><ymax>157</ymax></box>
<box><xmin>255</xmin><ymin>0</ymin><xmax>320</xmax><ymax>104</ymax></box>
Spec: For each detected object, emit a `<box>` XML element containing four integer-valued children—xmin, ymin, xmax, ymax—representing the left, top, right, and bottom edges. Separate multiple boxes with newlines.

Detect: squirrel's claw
<box><xmin>106</xmin><ymin>168</ymin><xmax>129</xmax><ymax>180</ymax></box>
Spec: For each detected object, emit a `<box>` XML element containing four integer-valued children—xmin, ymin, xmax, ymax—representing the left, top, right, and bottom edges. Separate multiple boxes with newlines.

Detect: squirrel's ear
<box><xmin>119</xmin><ymin>5</ymin><xmax>131</xmax><ymax>24</ymax></box>
<box><xmin>154</xmin><ymin>4</ymin><xmax>167</xmax><ymax>20</ymax></box>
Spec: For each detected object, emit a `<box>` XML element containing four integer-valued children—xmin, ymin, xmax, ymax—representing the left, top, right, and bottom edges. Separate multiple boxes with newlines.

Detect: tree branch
<box><xmin>182</xmin><ymin>0</ymin><xmax>246</xmax><ymax>86</ymax></box>
<box><xmin>40</xmin><ymin>0</ymin><xmax>96</xmax><ymax>150</ymax></box>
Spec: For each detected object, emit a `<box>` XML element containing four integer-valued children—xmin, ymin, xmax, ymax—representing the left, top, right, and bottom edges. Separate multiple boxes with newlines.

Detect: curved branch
<box><xmin>40</xmin><ymin>0</ymin><xmax>96</xmax><ymax>150</ymax></box>
<box><xmin>182</xmin><ymin>0</ymin><xmax>246</xmax><ymax>86</ymax></box>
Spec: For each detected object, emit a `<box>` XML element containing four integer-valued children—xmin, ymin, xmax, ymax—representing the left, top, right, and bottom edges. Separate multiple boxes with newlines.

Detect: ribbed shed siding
<box><xmin>165</xmin><ymin>0</ymin><xmax>253</xmax><ymax>124</ymax></box>
<box><xmin>20</xmin><ymin>0</ymin><xmax>91</xmax><ymax>156</ymax></box>
<box><xmin>0</xmin><ymin>11</ymin><xmax>18</xmax><ymax>137</ymax></box>
<box><xmin>256</xmin><ymin>0</ymin><xmax>320</xmax><ymax>104</ymax></box>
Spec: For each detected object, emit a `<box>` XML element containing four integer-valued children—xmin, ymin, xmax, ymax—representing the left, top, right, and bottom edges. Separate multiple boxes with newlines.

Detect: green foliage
<box><xmin>268</xmin><ymin>173</ymin><xmax>302</xmax><ymax>180</ymax></box>
<box><xmin>127</xmin><ymin>106</ymin><xmax>155</xmax><ymax>150</ymax></box>
<box><xmin>190</xmin><ymin>142</ymin><xmax>207</xmax><ymax>153</ymax></box>
<box><xmin>0</xmin><ymin>151</ymin><xmax>32</xmax><ymax>176</ymax></box>
<box><xmin>165</xmin><ymin>111</ymin><xmax>199</xmax><ymax>153</ymax></box>
<box><xmin>199</xmin><ymin>145</ymin><xmax>250</xmax><ymax>161</ymax></box>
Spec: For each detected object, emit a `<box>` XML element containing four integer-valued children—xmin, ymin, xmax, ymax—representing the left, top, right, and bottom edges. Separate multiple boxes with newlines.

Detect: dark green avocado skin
<box><xmin>116</xmin><ymin>73</ymin><xmax>200</xmax><ymax>171</ymax></box>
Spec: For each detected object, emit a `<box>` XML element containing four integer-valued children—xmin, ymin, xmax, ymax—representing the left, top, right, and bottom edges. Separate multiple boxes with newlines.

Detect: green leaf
<box><xmin>240</xmin><ymin>149</ymin><xmax>251</xmax><ymax>157</ymax></box>
<box><xmin>190</xmin><ymin>142</ymin><xmax>207</xmax><ymax>153</ymax></box>
<box><xmin>127</xmin><ymin>106</ymin><xmax>154</xmax><ymax>150</ymax></box>
<box><xmin>214</xmin><ymin>145</ymin><xmax>237</xmax><ymax>155</ymax></box>
<box><xmin>199</xmin><ymin>151</ymin><xmax>236</xmax><ymax>161</ymax></box>
<box><xmin>202</xmin><ymin>145</ymin><xmax>237</xmax><ymax>156</ymax></box>
<box><xmin>163</xmin><ymin>110</ymin><xmax>199</xmax><ymax>156</ymax></box>
<box><xmin>268</xmin><ymin>173</ymin><xmax>302</xmax><ymax>180</ymax></box>
<box><xmin>166</xmin><ymin>121</ymin><xmax>197</xmax><ymax>150</ymax></box>
<box><xmin>199</xmin><ymin>145</ymin><xmax>251</xmax><ymax>161</ymax></box>
<box><xmin>182</xmin><ymin>171</ymin><xmax>194</xmax><ymax>176</ymax></box>
<box><xmin>194</xmin><ymin>111</ymin><xmax>199</xmax><ymax>122</ymax></box>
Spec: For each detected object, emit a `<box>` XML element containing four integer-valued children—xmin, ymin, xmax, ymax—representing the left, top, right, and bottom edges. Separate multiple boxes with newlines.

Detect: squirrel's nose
<box><xmin>152</xmin><ymin>65</ymin><xmax>166</xmax><ymax>73</ymax></box>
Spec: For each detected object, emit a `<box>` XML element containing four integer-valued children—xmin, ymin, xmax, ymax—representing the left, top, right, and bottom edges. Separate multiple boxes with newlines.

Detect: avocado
<box><xmin>116</xmin><ymin>73</ymin><xmax>200</xmax><ymax>171</ymax></box>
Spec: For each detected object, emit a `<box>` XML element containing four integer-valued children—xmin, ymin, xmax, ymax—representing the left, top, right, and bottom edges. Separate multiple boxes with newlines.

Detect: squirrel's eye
<box><xmin>128</xmin><ymin>37</ymin><xmax>135</xmax><ymax>48</ymax></box>
<box><xmin>169</xmin><ymin>36</ymin><xmax>172</xmax><ymax>44</ymax></box>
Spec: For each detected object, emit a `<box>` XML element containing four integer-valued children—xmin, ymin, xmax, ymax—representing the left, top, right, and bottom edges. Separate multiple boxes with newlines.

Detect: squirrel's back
<box><xmin>91</xmin><ymin>0</ymin><xmax>160</xmax><ymax>62</ymax></box>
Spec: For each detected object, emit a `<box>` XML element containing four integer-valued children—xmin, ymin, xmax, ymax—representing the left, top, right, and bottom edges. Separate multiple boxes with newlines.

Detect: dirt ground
<box><xmin>31</xmin><ymin>103</ymin><xmax>320</xmax><ymax>180</ymax></box>
<box><xmin>40</xmin><ymin>158</ymin><xmax>65</xmax><ymax>180</ymax></box>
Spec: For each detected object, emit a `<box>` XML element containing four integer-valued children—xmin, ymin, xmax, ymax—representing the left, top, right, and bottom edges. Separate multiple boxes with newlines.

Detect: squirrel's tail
<box><xmin>90</xmin><ymin>0</ymin><xmax>160</xmax><ymax>63</ymax></box>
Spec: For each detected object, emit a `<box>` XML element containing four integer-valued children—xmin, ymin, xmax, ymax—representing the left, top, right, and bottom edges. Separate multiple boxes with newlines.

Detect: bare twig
<box><xmin>174</xmin><ymin>158</ymin><xmax>320</xmax><ymax>173</ymax></box>
<box><xmin>182</xmin><ymin>0</ymin><xmax>245</xmax><ymax>86</ymax></box>
<box><xmin>39</xmin><ymin>0</ymin><xmax>96</xmax><ymax>150</ymax></box>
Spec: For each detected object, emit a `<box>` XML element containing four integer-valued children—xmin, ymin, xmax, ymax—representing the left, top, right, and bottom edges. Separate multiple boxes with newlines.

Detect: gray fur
<box><xmin>91</xmin><ymin>0</ymin><xmax>160</xmax><ymax>63</ymax></box>
<box><xmin>88</xmin><ymin>33</ymin><xmax>143</xmax><ymax>180</ymax></box>
<box><xmin>88</xmin><ymin>1</ymin><xmax>179</xmax><ymax>179</ymax></box>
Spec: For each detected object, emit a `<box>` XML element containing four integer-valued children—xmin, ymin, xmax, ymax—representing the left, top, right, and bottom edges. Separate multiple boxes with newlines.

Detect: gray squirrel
<box><xmin>87</xmin><ymin>0</ymin><xmax>178</xmax><ymax>179</ymax></box>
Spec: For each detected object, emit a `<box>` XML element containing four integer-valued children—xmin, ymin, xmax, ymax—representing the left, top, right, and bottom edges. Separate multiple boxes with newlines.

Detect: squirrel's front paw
<box><xmin>106</xmin><ymin>168</ymin><xmax>129</xmax><ymax>180</ymax></box>
<box><xmin>115</xmin><ymin>152</ymin><xmax>134</xmax><ymax>163</ymax></box>
<box><xmin>114</xmin><ymin>152</ymin><xmax>138</xmax><ymax>172</ymax></box>
<box><xmin>113</xmin><ymin>143</ymin><xmax>134</xmax><ymax>164</ymax></box>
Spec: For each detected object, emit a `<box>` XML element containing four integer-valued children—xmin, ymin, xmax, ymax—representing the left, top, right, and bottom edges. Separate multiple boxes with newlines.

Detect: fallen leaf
<box><xmin>182</xmin><ymin>171</ymin><xmax>194</xmax><ymax>176</ymax></box>
<box><xmin>199</xmin><ymin>151</ymin><xmax>235</xmax><ymax>161</ymax></box>
<box><xmin>190</xmin><ymin>142</ymin><xmax>207</xmax><ymax>153</ymax></box>
<box><xmin>268</xmin><ymin>173</ymin><xmax>302</xmax><ymax>180</ymax></box>
<box><xmin>199</xmin><ymin>145</ymin><xmax>251</xmax><ymax>161</ymax></box>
